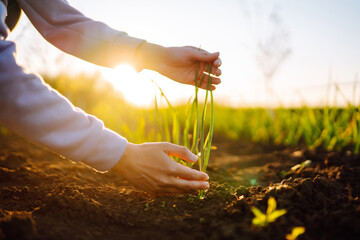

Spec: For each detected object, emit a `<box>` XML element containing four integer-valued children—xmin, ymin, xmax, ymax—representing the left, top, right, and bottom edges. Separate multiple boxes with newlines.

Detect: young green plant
<box><xmin>192</xmin><ymin>61</ymin><xmax>215</xmax><ymax>199</ymax></box>
<box><xmin>251</xmin><ymin>197</ymin><xmax>287</xmax><ymax>227</ymax></box>
<box><xmin>153</xmin><ymin>58</ymin><xmax>215</xmax><ymax>199</ymax></box>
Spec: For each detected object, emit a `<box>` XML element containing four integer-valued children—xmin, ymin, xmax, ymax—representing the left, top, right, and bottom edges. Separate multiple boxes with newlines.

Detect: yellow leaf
<box><xmin>252</xmin><ymin>217</ymin><xmax>265</xmax><ymax>226</ymax></box>
<box><xmin>251</xmin><ymin>207</ymin><xmax>265</xmax><ymax>218</ymax></box>
<box><xmin>286</xmin><ymin>226</ymin><xmax>305</xmax><ymax>240</ymax></box>
<box><xmin>267</xmin><ymin>197</ymin><xmax>277</xmax><ymax>215</ymax></box>
<box><xmin>267</xmin><ymin>209</ymin><xmax>287</xmax><ymax>222</ymax></box>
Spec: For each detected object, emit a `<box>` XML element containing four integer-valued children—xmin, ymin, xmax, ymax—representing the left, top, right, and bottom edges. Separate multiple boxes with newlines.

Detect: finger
<box><xmin>205</xmin><ymin>67</ymin><xmax>221</xmax><ymax>77</ymax></box>
<box><xmin>190</xmin><ymin>49</ymin><xmax>220</xmax><ymax>63</ymax></box>
<box><xmin>188</xmin><ymin>46</ymin><xmax>210</xmax><ymax>54</ymax></box>
<box><xmin>131</xmin><ymin>174</ymin><xmax>185</xmax><ymax>194</ymax></box>
<box><xmin>154</xmin><ymin>187</ymin><xmax>188</xmax><ymax>194</ymax></box>
<box><xmin>162</xmin><ymin>142</ymin><xmax>198</xmax><ymax>163</ymax></box>
<box><xmin>197</xmin><ymin>76</ymin><xmax>221</xmax><ymax>88</ymax></box>
<box><xmin>213</xmin><ymin>58</ymin><xmax>222</xmax><ymax>68</ymax></box>
<box><xmin>198</xmin><ymin>82</ymin><xmax>216</xmax><ymax>91</ymax></box>
<box><xmin>200</xmin><ymin>62</ymin><xmax>221</xmax><ymax>77</ymax></box>
<box><xmin>146</xmin><ymin>178</ymin><xmax>206</xmax><ymax>194</ymax></box>
<box><xmin>171</xmin><ymin>178</ymin><xmax>210</xmax><ymax>191</ymax></box>
<box><xmin>198</xmin><ymin>64</ymin><xmax>221</xmax><ymax>81</ymax></box>
<box><xmin>174</xmin><ymin>163</ymin><xmax>209</xmax><ymax>180</ymax></box>
<box><xmin>197</xmin><ymin>78</ymin><xmax>220</xmax><ymax>87</ymax></box>
<box><xmin>151</xmin><ymin>187</ymin><xmax>200</xmax><ymax>195</ymax></box>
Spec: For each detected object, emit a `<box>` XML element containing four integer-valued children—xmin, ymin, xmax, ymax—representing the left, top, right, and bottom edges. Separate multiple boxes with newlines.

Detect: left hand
<box><xmin>112</xmin><ymin>142</ymin><xmax>209</xmax><ymax>194</ymax></box>
<box><xmin>136</xmin><ymin>43</ymin><xmax>222</xmax><ymax>90</ymax></box>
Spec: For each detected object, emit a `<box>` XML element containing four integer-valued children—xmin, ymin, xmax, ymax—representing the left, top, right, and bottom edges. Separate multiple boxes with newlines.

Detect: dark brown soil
<box><xmin>1</xmin><ymin>132</ymin><xmax>360</xmax><ymax>240</ymax></box>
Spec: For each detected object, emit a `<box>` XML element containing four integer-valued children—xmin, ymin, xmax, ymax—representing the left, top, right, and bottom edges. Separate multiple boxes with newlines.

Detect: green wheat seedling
<box><xmin>192</xmin><ymin>62</ymin><xmax>214</xmax><ymax>199</ymax></box>
<box><xmin>251</xmin><ymin>197</ymin><xmax>287</xmax><ymax>227</ymax></box>
<box><xmin>153</xmin><ymin>81</ymin><xmax>189</xmax><ymax>167</ymax></box>
<box><xmin>152</xmin><ymin>59</ymin><xmax>215</xmax><ymax>199</ymax></box>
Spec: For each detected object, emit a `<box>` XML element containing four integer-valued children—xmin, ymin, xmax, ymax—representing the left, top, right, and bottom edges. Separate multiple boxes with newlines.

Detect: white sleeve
<box><xmin>16</xmin><ymin>0</ymin><xmax>145</xmax><ymax>69</ymax></box>
<box><xmin>0</xmin><ymin>3</ymin><xmax>128</xmax><ymax>171</ymax></box>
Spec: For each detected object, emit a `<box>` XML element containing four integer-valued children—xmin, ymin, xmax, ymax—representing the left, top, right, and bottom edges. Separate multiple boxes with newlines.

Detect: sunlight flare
<box><xmin>101</xmin><ymin>64</ymin><xmax>155</xmax><ymax>107</ymax></box>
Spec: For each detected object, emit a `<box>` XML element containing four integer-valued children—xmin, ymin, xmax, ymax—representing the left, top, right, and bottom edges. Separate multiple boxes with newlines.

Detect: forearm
<box><xmin>17</xmin><ymin>0</ymin><xmax>145</xmax><ymax>68</ymax></box>
<box><xmin>134</xmin><ymin>42</ymin><xmax>167</xmax><ymax>72</ymax></box>
<box><xmin>0</xmin><ymin>39</ymin><xmax>127</xmax><ymax>171</ymax></box>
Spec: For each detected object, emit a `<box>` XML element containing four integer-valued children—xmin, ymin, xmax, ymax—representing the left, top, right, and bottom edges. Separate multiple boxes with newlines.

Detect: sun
<box><xmin>101</xmin><ymin>64</ymin><xmax>156</xmax><ymax>107</ymax></box>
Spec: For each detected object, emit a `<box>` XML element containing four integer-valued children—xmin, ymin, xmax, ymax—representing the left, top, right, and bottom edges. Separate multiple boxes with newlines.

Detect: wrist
<box><xmin>135</xmin><ymin>42</ymin><xmax>166</xmax><ymax>72</ymax></box>
<box><xmin>113</xmin><ymin>142</ymin><xmax>137</xmax><ymax>173</ymax></box>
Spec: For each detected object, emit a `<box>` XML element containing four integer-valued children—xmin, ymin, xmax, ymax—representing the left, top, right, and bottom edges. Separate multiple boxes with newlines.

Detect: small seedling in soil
<box><xmin>280</xmin><ymin>170</ymin><xmax>289</xmax><ymax>178</ymax></box>
<box><xmin>144</xmin><ymin>200</ymin><xmax>155</xmax><ymax>211</ymax></box>
<box><xmin>285</xmin><ymin>226</ymin><xmax>305</xmax><ymax>240</ymax></box>
<box><xmin>191</xmin><ymin>58</ymin><xmax>215</xmax><ymax>199</ymax></box>
<box><xmin>160</xmin><ymin>201</ymin><xmax>166</xmax><ymax>208</ymax></box>
<box><xmin>291</xmin><ymin>160</ymin><xmax>311</xmax><ymax>173</ymax></box>
<box><xmin>281</xmin><ymin>160</ymin><xmax>312</xmax><ymax>178</ymax></box>
<box><xmin>187</xmin><ymin>196</ymin><xmax>196</xmax><ymax>204</ymax></box>
<box><xmin>144</xmin><ymin>203</ymin><xmax>150</xmax><ymax>211</ymax></box>
<box><xmin>251</xmin><ymin>197</ymin><xmax>287</xmax><ymax>227</ymax></box>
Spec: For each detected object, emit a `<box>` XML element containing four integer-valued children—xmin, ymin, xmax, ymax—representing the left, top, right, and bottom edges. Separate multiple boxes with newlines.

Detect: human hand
<box><xmin>112</xmin><ymin>142</ymin><xmax>210</xmax><ymax>194</ymax></box>
<box><xmin>136</xmin><ymin>43</ymin><xmax>222</xmax><ymax>90</ymax></box>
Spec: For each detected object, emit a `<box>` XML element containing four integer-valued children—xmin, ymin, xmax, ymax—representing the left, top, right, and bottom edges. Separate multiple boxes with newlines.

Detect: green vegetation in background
<box><xmin>214</xmin><ymin>105</ymin><xmax>360</xmax><ymax>153</ymax></box>
<box><xmin>41</xmin><ymin>74</ymin><xmax>360</xmax><ymax>156</ymax></box>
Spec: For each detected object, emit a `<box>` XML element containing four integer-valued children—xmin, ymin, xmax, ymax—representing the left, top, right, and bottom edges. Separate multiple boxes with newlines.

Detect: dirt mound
<box><xmin>1</xmin><ymin>133</ymin><xmax>360</xmax><ymax>240</ymax></box>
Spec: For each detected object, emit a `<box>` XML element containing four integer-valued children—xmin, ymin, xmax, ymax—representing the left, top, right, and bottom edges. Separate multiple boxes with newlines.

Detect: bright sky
<box><xmin>10</xmin><ymin>0</ymin><xmax>360</xmax><ymax>107</ymax></box>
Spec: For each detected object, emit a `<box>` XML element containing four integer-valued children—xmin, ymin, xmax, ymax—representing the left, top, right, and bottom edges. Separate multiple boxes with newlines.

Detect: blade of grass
<box><xmin>191</xmin><ymin>61</ymin><xmax>206</xmax><ymax>154</ymax></box>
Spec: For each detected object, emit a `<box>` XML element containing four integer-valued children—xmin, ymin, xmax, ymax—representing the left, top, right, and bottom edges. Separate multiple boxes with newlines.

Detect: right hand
<box><xmin>112</xmin><ymin>142</ymin><xmax>210</xmax><ymax>194</ymax></box>
<box><xmin>135</xmin><ymin>43</ymin><xmax>222</xmax><ymax>90</ymax></box>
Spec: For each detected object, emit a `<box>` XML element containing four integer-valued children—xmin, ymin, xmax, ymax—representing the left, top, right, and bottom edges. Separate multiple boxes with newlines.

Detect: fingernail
<box><xmin>191</xmin><ymin>154</ymin><xmax>198</xmax><ymax>162</ymax></box>
<box><xmin>203</xmin><ymin>173</ymin><xmax>209</xmax><ymax>180</ymax></box>
<box><xmin>204</xmin><ymin>182</ymin><xmax>210</xmax><ymax>189</ymax></box>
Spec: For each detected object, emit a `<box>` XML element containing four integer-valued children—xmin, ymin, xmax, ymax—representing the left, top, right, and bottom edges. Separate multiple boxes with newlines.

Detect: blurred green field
<box><xmin>36</xmin><ymin>74</ymin><xmax>360</xmax><ymax>154</ymax></box>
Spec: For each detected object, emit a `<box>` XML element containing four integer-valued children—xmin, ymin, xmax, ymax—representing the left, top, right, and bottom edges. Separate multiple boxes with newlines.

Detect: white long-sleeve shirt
<box><xmin>0</xmin><ymin>0</ymin><xmax>145</xmax><ymax>171</ymax></box>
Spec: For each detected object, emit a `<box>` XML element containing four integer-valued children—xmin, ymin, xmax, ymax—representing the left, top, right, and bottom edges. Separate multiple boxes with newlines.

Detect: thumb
<box><xmin>190</xmin><ymin>49</ymin><xmax>220</xmax><ymax>62</ymax></box>
<box><xmin>162</xmin><ymin>143</ymin><xmax>198</xmax><ymax>163</ymax></box>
